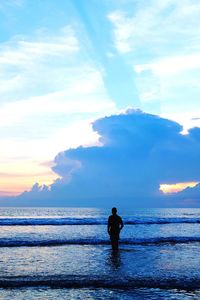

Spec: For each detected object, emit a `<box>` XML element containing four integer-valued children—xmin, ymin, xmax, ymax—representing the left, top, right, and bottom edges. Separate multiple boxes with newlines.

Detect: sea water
<box><xmin>0</xmin><ymin>207</ymin><xmax>200</xmax><ymax>299</ymax></box>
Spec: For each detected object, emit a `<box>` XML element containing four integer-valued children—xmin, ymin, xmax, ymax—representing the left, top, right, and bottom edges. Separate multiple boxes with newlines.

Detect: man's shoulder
<box><xmin>116</xmin><ymin>214</ymin><xmax>122</xmax><ymax>220</ymax></box>
<box><xmin>108</xmin><ymin>214</ymin><xmax>122</xmax><ymax>221</ymax></box>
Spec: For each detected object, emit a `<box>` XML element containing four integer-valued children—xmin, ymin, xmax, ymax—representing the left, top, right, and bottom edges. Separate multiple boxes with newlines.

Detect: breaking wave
<box><xmin>0</xmin><ymin>275</ymin><xmax>199</xmax><ymax>289</ymax></box>
<box><xmin>1</xmin><ymin>236</ymin><xmax>200</xmax><ymax>247</ymax></box>
<box><xmin>1</xmin><ymin>217</ymin><xmax>200</xmax><ymax>226</ymax></box>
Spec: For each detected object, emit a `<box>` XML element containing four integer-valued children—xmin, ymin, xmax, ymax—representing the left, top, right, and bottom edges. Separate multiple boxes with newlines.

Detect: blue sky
<box><xmin>0</xmin><ymin>0</ymin><xmax>200</xmax><ymax>204</ymax></box>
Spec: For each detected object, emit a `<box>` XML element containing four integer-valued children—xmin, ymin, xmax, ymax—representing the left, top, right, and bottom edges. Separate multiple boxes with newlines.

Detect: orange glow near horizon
<box><xmin>160</xmin><ymin>182</ymin><xmax>198</xmax><ymax>194</ymax></box>
<box><xmin>0</xmin><ymin>172</ymin><xmax>58</xmax><ymax>196</ymax></box>
<box><xmin>0</xmin><ymin>159</ymin><xmax>59</xmax><ymax>197</ymax></box>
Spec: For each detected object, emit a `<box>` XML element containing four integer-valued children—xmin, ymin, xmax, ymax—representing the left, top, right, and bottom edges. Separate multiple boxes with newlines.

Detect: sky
<box><xmin>0</xmin><ymin>0</ymin><xmax>200</xmax><ymax>206</ymax></box>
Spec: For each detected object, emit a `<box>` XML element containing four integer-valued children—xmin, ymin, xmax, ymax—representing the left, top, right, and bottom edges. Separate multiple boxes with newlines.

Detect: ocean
<box><xmin>0</xmin><ymin>207</ymin><xmax>200</xmax><ymax>299</ymax></box>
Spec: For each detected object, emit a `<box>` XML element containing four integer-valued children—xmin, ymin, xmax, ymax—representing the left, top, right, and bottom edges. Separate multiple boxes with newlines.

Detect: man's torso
<box><xmin>108</xmin><ymin>214</ymin><xmax>122</xmax><ymax>234</ymax></box>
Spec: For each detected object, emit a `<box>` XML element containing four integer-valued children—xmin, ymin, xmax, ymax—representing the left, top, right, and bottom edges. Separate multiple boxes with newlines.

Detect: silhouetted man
<box><xmin>107</xmin><ymin>207</ymin><xmax>124</xmax><ymax>250</ymax></box>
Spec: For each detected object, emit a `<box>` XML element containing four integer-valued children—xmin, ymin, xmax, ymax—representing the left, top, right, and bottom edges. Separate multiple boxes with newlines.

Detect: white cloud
<box><xmin>108</xmin><ymin>11</ymin><xmax>134</xmax><ymax>53</ymax></box>
<box><xmin>0</xmin><ymin>26</ymin><xmax>81</xmax><ymax>106</ymax></box>
<box><xmin>134</xmin><ymin>54</ymin><xmax>200</xmax><ymax>76</ymax></box>
<box><xmin>0</xmin><ymin>26</ymin><xmax>79</xmax><ymax>66</ymax></box>
<box><xmin>140</xmin><ymin>89</ymin><xmax>159</xmax><ymax>102</ymax></box>
<box><xmin>0</xmin><ymin>24</ymin><xmax>118</xmax><ymax>195</ymax></box>
<box><xmin>0</xmin><ymin>0</ymin><xmax>23</xmax><ymax>10</ymax></box>
<box><xmin>107</xmin><ymin>1</ymin><xmax>200</xmax><ymax>121</ymax></box>
<box><xmin>0</xmin><ymin>116</ymin><xmax>102</xmax><ymax>195</ymax></box>
<box><xmin>0</xmin><ymin>26</ymin><xmax>116</xmax><ymax>127</ymax></box>
<box><xmin>134</xmin><ymin>53</ymin><xmax>200</xmax><ymax>110</ymax></box>
<box><xmin>0</xmin><ymin>66</ymin><xmax>115</xmax><ymax>127</ymax></box>
<box><xmin>160</xmin><ymin>112</ymin><xmax>200</xmax><ymax>134</ymax></box>
<box><xmin>108</xmin><ymin>0</ymin><xmax>200</xmax><ymax>56</ymax></box>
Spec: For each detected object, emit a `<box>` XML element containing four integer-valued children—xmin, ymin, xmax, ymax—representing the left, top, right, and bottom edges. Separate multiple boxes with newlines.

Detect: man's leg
<box><xmin>111</xmin><ymin>235</ymin><xmax>119</xmax><ymax>250</ymax></box>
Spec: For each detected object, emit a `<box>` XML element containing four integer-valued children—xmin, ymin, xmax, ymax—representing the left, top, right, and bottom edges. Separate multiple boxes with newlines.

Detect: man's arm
<box><xmin>120</xmin><ymin>217</ymin><xmax>124</xmax><ymax>231</ymax></box>
<box><xmin>107</xmin><ymin>217</ymin><xmax>111</xmax><ymax>234</ymax></box>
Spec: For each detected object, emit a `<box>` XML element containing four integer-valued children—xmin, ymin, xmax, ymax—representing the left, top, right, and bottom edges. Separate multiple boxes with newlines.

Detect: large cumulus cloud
<box><xmin>2</xmin><ymin>110</ymin><xmax>200</xmax><ymax>207</ymax></box>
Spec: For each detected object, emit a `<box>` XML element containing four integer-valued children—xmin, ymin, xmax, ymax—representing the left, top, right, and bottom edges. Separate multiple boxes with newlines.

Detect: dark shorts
<box><xmin>110</xmin><ymin>232</ymin><xmax>119</xmax><ymax>241</ymax></box>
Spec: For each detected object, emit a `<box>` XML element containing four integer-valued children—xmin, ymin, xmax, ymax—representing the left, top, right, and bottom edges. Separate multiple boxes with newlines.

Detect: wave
<box><xmin>1</xmin><ymin>236</ymin><xmax>200</xmax><ymax>247</ymax></box>
<box><xmin>0</xmin><ymin>275</ymin><xmax>199</xmax><ymax>289</ymax></box>
<box><xmin>1</xmin><ymin>217</ymin><xmax>200</xmax><ymax>226</ymax></box>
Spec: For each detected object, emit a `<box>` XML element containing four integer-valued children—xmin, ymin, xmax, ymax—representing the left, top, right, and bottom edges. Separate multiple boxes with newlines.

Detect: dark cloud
<box><xmin>163</xmin><ymin>183</ymin><xmax>200</xmax><ymax>208</ymax></box>
<box><xmin>1</xmin><ymin>110</ymin><xmax>200</xmax><ymax>207</ymax></box>
<box><xmin>174</xmin><ymin>183</ymin><xmax>200</xmax><ymax>201</ymax></box>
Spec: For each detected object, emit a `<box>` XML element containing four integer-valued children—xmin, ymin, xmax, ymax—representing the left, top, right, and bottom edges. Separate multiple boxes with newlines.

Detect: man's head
<box><xmin>112</xmin><ymin>207</ymin><xmax>117</xmax><ymax>215</ymax></box>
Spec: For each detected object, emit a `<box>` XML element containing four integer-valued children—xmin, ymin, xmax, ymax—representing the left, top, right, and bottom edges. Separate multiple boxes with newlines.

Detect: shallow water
<box><xmin>1</xmin><ymin>208</ymin><xmax>200</xmax><ymax>299</ymax></box>
<box><xmin>1</xmin><ymin>288</ymin><xmax>200</xmax><ymax>300</ymax></box>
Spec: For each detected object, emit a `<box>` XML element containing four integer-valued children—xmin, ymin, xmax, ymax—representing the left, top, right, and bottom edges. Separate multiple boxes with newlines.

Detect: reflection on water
<box><xmin>1</xmin><ymin>287</ymin><xmax>200</xmax><ymax>300</ymax></box>
<box><xmin>107</xmin><ymin>249</ymin><xmax>122</xmax><ymax>271</ymax></box>
<box><xmin>1</xmin><ymin>208</ymin><xmax>200</xmax><ymax>299</ymax></box>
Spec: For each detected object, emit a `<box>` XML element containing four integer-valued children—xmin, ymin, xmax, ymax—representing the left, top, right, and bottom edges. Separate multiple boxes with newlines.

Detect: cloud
<box><xmin>0</xmin><ymin>0</ymin><xmax>23</xmax><ymax>11</ymax></box>
<box><xmin>108</xmin><ymin>0</ymin><xmax>200</xmax><ymax>56</ymax></box>
<box><xmin>0</xmin><ymin>26</ymin><xmax>79</xmax><ymax>66</ymax></box>
<box><xmin>0</xmin><ymin>24</ymin><xmax>118</xmax><ymax>196</ymax></box>
<box><xmin>1</xmin><ymin>0</ymin><xmax>200</xmax><ymax>205</ymax></box>
<box><xmin>0</xmin><ymin>72</ymin><xmax>115</xmax><ymax>127</ymax></box>
<box><xmin>134</xmin><ymin>54</ymin><xmax>200</xmax><ymax>76</ymax></box>
<box><xmin>0</xmin><ymin>26</ymin><xmax>79</xmax><ymax>101</ymax></box>
<box><xmin>0</xmin><ymin>25</ymin><xmax>116</xmax><ymax>129</ymax></box>
<box><xmin>108</xmin><ymin>11</ymin><xmax>134</xmax><ymax>53</ymax></box>
<box><xmin>164</xmin><ymin>182</ymin><xmax>200</xmax><ymax>207</ymax></box>
<box><xmin>108</xmin><ymin>0</ymin><xmax>200</xmax><ymax>120</ymax></box>
<box><xmin>176</xmin><ymin>183</ymin><xmax>200</xmax><ymax>197</ymax></box>
<box><xmin>4</xmin><ymin>110</ymin><xmax>200</xmax><ymax>207</ymax></box>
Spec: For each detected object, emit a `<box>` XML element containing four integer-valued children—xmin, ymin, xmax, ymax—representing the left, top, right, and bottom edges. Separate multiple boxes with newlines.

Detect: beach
<box><xmin>0</xmin><ymin>207</ymin><xmax>200</xmax><ymax>299</ymax></box>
